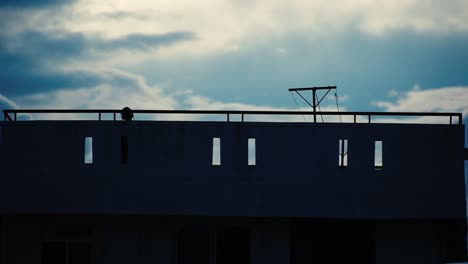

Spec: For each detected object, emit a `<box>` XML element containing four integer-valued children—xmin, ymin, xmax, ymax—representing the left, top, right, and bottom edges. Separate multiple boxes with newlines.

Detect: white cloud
<box><xmin>9</xmin><ymin>67</ymin><xmax>348</xmax><ymax>122</ymax></box>
<box><xmin>358</xmin><ymin>0</ymin><xmax>468</xmax><ymax>35</ymax></box>
<box><xmin>372</xmin><ymin>85</ymin><xmax>468</xmax><ymax>114</ymax></box>
<box><xmin>17</xmin><ymin>69</ymin><xmax>177</xmax><ymax>110</ymax></box>
<box><xmin>70</xmin><ymin>0</ymin><xmax>468</xmax><ymax>38</ymax></box>
<box><xmin>371</xmin><ymin>85</ymin><xmax>468</xmax><ymax>124</ymax></box>
<box><xmin>7</xmin><ymin>67</ymin><xmax>267</xmax><ymax>120</ymax></box>
<box><xmin>12</xmin><ymin>68</ymin><xmax>178</xmax><ymax>120</ymax></box>
<box><xmin>275</xmin><ymin>47</ymin><xmax>288</xmax><ymax>55</ymax></box>
<box><xmin>0</xmin><ymin>93</ymin><xmax>33</xmax><ymax>120</ymax></box>
<box><xmin>0</xmin><ymin>94</ymin><xmax>20</xmax><ymax>109</ymax></box>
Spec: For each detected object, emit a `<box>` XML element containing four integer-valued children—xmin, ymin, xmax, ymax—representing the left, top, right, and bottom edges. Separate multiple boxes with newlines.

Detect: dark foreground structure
<box><xmin>0</xmin><ymin>108</ymin><xmax>467</xmax><ymax>264</ymax></box>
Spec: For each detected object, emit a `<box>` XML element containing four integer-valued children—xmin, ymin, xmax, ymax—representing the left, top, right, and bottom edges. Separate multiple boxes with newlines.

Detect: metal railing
<box><xmin>2</xmin><ymin>109</ymin><xmax>463</xmax><ymax>125</ymax></box>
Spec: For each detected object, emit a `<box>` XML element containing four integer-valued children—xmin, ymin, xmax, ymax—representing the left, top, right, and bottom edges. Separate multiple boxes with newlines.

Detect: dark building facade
<box><xmin>0</xmin><ymin>109</ymin><xmax>466</xmax><ymax>263</ymax></box>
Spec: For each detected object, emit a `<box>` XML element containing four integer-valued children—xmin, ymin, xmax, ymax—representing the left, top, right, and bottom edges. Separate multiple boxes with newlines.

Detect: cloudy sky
<box><xmin>0</xmin><ymin>1</ymin><xmax>467</xmax><ymax>123</ymax></box>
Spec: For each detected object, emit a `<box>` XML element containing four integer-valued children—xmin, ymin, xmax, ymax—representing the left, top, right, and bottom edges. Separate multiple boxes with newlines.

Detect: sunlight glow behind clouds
<box><xmin>2</xmin><ymin>0</ymin><xmax>468</xmax><ymax>61</ymax></box>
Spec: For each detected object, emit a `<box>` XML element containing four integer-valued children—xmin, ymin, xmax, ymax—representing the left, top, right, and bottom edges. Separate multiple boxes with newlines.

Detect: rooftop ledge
<box><xmin>2</xmin><ymin>109</ymin><xmax>463</xmax><ymax>125</ymax></box>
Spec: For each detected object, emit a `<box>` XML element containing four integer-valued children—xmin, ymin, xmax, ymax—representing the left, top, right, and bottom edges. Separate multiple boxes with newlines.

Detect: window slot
<box><xmin>212</xmin><ymin>138</ymin><xmax>221</xmax><ymax>166</ymax></box>
<box><xmin>84</xmin><ymin>137</ymin><xmax>93</xmax><ymax>164</ymax></box>
<box><xmin>374</xmin><ymin>140</ymin><xmax>383</xmax><ymax>169</ymax></box>
<box><xmin>248</xmin><ymin>138</ymin><xmax>256</xmax><ymax>166</ymax></box>
<box><xmin>121</xmin><ymin>136</ymin><xmax>128</xmax><ymax>164</ymax></box>
<box><xmin>338</xmin><ymin>139</ymin><xmax>348</xmax><ymax>167</ymax></box>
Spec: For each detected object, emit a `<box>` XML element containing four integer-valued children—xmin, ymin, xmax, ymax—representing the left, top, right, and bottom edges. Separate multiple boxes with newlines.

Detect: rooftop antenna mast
<box><xmin>288</xmin><ymin>86</ymin><xmax>337</xmax><ymax>123</ymax></box>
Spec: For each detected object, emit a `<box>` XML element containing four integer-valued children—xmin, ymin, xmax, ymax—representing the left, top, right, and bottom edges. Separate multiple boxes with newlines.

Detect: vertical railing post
<box><xmin>368</xmin><ymin>115</ymin><xmax>371</xmax><ymax>123</ymax></box>
<box><xmin>14</xmin><ymin>112</ymin><xmax>17</xmax><ymax>121</ymax></box>
<box><xmin>312</xmin><ymin>89</ymin><xmax>317</xmax><ymax>123</ymax></box>
<box><xmin>227</xmin><ymin>113</ymin><xmax>230</xmax><ymax>122</ymax></box>
<box><xmin>4</xmin><ymin>112</ymin><xmax>12</xmax><ymax>121</ymax></box>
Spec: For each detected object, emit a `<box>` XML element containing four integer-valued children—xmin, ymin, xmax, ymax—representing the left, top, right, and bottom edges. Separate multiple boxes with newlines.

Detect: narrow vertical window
<box><xmin>121</xmin><ymin>136</ymin><xmax>128</xmax><ymax>164</ymax></box>
<box><xmin>248</xmin><ymin>138</ymin><xmax>256</xmax><ymax>166</ymax></box>
<box><xmin>338</xmin><ymin>139</ymin><xmax>348</xmax><ymax>167</ymax></box>
<box><xmin>212</xmin><ymin>138</ymin><xmax>221</xmax><ymax>166</ymax></box>
<box><xmin>374</xmin><ymin>140</ymin><xmax>383</xmax><ymax>168</ymax></box>
<box><xmin>84</xmin><ymin>137</ymin><xmax>93</xmax><ymax>164</ymax></box>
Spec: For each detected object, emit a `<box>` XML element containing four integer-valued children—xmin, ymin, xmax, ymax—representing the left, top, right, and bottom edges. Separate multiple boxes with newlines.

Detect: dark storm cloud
<box><xmin>96</xmin><ymin>32</ymin><xmax>195</xmax><ymax>50</ymax></box>
<box><xmin>0</xmin><ymin>30</ymin><xmax>195</xmax><ymax>96</ymax></box>
<box><xmin>7</xmin><ymin>30</ymin><xmax>195</xmax><ymax>58</ymax></box>
<box><xmin>12</xmin><ymin>30</ymin><xmax>87</xmax><ymax>58</ymax></box>
<box><xmin>0</xmin><ymin>0</ymin><xmax>76</xmax><ymax>8</ymax></box>
<box><xmin>99</xmin><ymin>11</ymin><xmax>151</xmax><ymax>20</ymax></box>
<box><xmin>0</xmin><ymin>31</ymin><xmax>90</xmax><ymax>95</ymax></box>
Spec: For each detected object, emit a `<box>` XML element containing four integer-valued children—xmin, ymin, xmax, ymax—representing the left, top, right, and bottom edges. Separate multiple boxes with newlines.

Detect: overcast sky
<box><xmin>0</xmin><ymin>1</ymin><xmax>467</xmax><ymax>128</ymax></box>
<box><xmin>0</xmin><ymin>0</ymin><xmax>466</xmax><ymax>113</ymax></box>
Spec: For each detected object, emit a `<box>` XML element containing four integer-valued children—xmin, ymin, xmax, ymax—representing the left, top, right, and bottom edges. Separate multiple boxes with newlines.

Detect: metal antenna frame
<box><xmin>288</xmin><ymin>86</ymin><xmax>337</xmax><ymax>123</ymax></box>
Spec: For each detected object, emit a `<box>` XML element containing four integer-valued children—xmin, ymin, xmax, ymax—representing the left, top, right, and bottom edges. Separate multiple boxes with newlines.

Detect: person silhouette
<box><xmin>121</xmin><ymin>107</ymin><xmax>134</xmax><ymax>121</ymax></box>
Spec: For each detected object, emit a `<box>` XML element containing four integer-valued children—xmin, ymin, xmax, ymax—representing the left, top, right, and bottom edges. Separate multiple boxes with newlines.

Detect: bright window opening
<box><xmin>375</xmin><ymin>141</ymin><xmax>383</xmax><ymax>168</ymax></box>
<box><xmin>212</xmin><ymin>138</ymin><xmax>221</xmax><ymax>166</ymax></box>
<box><xmin>338</xmin><ymin>139</ymin><xmax>348</xmax><ymax>167</ymax></box>
<box><xmin>248</xmin><ymin>138</ymin><xmax>256</xmax><ymax>166</ymax></box>
<box><xmin>84</xmin><ymin>137</ymin><xmax>93</xmax><ymax>164</ymax></box>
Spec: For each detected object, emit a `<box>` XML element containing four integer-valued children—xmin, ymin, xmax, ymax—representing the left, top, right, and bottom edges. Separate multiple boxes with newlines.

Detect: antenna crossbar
<box><xmin>288</xmin><ymin>86</ymin><xmax>337</xmax><ymax>123</ymax></box>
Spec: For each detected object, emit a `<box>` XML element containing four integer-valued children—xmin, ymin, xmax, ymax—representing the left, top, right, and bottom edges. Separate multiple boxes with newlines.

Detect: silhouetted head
<box><xmin>121</xmin><ymin>107</ymin><xmax>134</xmax><ymax>121</ymax></box>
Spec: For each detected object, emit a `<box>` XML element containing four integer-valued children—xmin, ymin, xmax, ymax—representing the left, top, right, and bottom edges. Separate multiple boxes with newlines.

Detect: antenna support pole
<box><xmin>312</xmin><ymin>89</ymin><xmax>317</xmax><ymax>123</ymax></box>
<box><xmin>288</xmin><ymin>86</ymin><xmax>337</xmax><ymax>123</ymax></box>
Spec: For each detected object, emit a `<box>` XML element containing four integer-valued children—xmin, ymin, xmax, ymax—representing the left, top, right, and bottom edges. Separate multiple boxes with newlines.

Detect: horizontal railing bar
<box><xmin>2</xmin><ymin>109</ymin><xmax>462</xmax><ymax>125</ymax></box>
<box><xmin>2</xmin><ymin>109</ymin><xmax>463</xmax><ymax>117</ymax></box>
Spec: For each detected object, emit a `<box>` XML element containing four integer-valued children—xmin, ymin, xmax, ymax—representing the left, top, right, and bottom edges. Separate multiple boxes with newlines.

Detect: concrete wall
<box><xmin>0</xmin><ymin>121</ymin><xmax>465</xmax><ymax>219</ymax></box>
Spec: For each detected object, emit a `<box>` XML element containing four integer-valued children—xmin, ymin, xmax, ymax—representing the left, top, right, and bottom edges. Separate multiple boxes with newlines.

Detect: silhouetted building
<box><xmin>0</xmin><ymin>108</ymin><xmax>466</xmax><ymax>264</ymax></box>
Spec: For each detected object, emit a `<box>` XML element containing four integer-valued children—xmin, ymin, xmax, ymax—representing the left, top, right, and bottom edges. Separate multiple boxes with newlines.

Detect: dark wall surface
<box><xmin>0</xmin><ymin>121</ymin><xmax>465</xmax><ymax>218</ymax></box>
<box><xmin>1</xmin><ymin>215</ymin><xmax>465</xmax><ymax>264</ymax></box>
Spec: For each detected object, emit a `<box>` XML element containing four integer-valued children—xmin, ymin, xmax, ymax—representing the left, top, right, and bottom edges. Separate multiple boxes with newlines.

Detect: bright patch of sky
<box><xmin>0</xmin><ymin>0</ymin><xmax>467</xmax><ymax>134</ymax></box>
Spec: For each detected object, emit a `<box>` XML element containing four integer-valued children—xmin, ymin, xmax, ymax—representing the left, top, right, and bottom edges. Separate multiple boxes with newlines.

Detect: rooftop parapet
<box><xmin>2</xmin><ymin>109</ymin><xmax>463</xmax><ymax>125</ymax></box>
